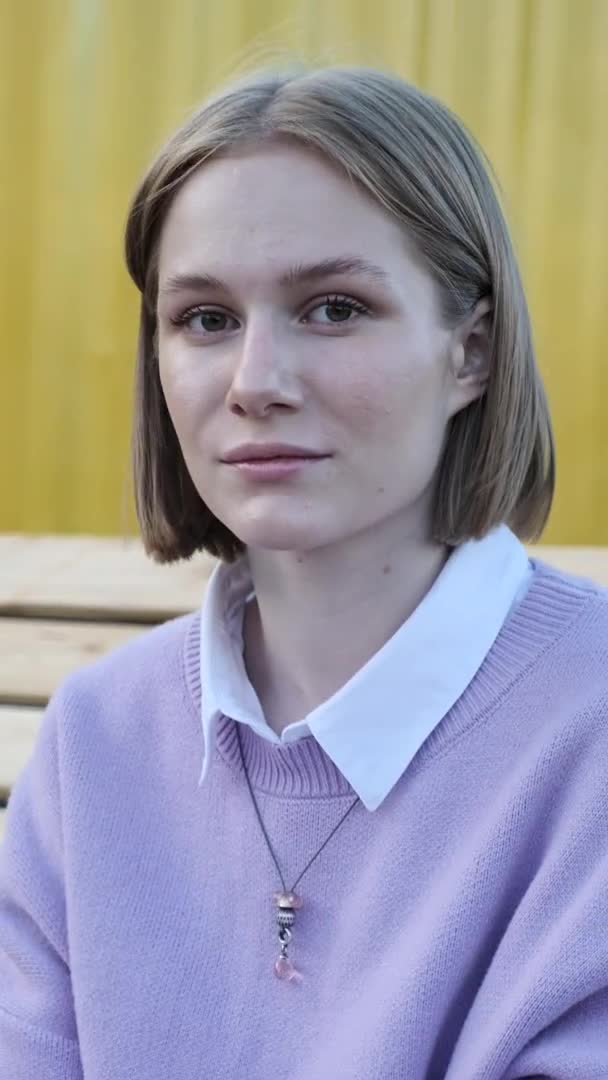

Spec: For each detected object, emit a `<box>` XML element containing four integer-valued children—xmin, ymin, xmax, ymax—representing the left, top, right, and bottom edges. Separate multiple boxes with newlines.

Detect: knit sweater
<box><xmin>2</xmin><ymin>559</ymin><xmax>608</xmax><ymax>1079</ymax></box>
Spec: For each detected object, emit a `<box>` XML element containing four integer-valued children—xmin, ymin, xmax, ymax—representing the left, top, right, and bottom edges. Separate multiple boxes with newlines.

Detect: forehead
<box><xmin>157</xmin><ymin>141</ymin><xmax>413</xmax><ymax>279</ymax></box>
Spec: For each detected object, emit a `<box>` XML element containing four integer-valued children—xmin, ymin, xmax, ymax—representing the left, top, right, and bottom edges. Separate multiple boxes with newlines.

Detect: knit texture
<box><xmin>1</xmin><ymin>558</ymin><xmax>608</xmax><ymax>1079</ymax></box>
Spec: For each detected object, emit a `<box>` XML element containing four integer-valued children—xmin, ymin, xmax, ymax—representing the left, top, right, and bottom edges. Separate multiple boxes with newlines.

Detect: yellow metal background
<box><xmin>2</xmin><ymin>0</ymin><xmax>607</xmax><ymax>543</ymax></box>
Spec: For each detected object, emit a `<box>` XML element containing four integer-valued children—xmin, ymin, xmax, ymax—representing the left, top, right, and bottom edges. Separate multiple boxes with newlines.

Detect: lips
<box><xmin>221</xmin><ymin>443</ymin><xmax>327</xmax><ymax>463</ymax></box>
<box><xmin>242</xmin><ymin>455</ymin><xmax>314</xmax><ymax>462</ymax></box>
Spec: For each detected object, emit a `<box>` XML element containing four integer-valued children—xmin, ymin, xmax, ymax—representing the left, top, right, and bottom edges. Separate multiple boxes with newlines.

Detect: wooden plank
<box><xmin>0</xmin><ymin>705</ymin><xmax>44</xmax><ymax>800</ymax></box>
<box><xmin>0</xmin><ymin>534</ymin><xmax>217</xmax><ymax>622</ymax></box>
<box><xmin>0</xmin><ymin>618</ymin><xmax>147</xmax><ymax>706</ymax></box>
<box><xmin>0</xmin><ymin>535</ymin><xmax>607</xmax><ymax>623</ymax></box>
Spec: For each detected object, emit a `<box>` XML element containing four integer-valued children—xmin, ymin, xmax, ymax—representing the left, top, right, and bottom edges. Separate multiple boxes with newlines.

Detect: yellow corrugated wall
<box><xmin>2</xmin><ymin>0</ymin><xmax>607</xmax><ymax>543</ymax></box>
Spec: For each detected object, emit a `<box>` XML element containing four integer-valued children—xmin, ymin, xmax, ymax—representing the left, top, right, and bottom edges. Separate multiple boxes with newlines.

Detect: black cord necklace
<box><xmin>235</xmin><ymin>720</ymin><xmax>361</xmax><ymax>983</ymax></box>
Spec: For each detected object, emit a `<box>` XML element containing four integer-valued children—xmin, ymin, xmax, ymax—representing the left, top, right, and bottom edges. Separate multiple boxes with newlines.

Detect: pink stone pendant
<box><xmin>273</xmin><ymin>890</ymin><xmax>303</xmax><ymax>910</ymax></box>
<box><xmin>274</xmin><ymin>955</ymin><xmax>303</xmax><ymax>983</ymax></box>
<box><xmin>273</xmin><ymin>891</ymin><xmax>304</xmax><ymax>983</ymax></box>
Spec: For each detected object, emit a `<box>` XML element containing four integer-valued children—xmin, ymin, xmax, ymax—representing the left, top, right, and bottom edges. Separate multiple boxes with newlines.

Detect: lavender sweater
<box><xmin>2</xmin><ymin>559</ymin><xmax>608</xmax><ymax>1079</ymax></box>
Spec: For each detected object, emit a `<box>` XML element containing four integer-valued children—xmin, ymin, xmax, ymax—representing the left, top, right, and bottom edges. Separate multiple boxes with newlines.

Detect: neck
<box><xmin>242</xmin><ymin>519</ymin><xmax>451</xmax><ymax>737</ymax></box>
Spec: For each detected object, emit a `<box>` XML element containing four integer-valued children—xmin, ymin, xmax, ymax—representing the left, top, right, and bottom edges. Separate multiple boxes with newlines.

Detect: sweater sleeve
<box><xmin>447</xmin><ymin>696</ymin><xmax>608</xmax><ymax>1080</ymax></box>
<box><xmin>499</xmin><ymin>729</ymin><xmax>608</xmax><ymax>1079</ymax></box>
<box><xmin>0</xmin><ymin>681</ymin><xmax>83</xmax><ymax>1079</ymax></box>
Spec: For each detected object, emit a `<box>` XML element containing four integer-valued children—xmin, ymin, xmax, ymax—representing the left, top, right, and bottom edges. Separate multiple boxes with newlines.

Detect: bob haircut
<box><xmin>124</xmin><ymin>64</ymin><xmax>555</xmax><ymax>565</ymax></box>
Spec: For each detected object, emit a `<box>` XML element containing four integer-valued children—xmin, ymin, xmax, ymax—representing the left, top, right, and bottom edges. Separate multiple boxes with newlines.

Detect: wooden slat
<box><xmin>0</xmin><ymin>618</ymin><xmax>147</xmax><ymax>706</ymax></box>
<box><xmin>0</xmin><ymin>534</ymin><xmax>216</xmax><ymax>622</ymax></box>
<box><xmin>0</xmin><ymin>535</ymin><xmax>607</xmax><ymax>624</ymax></box>
<box><xmin>0</xmin><ymin>705</ymin><xmax>44</xmax><ymax>800</ymax></box>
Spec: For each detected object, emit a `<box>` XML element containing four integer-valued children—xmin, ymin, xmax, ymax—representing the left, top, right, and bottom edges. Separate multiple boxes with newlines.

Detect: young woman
<box><xmin>2</xmin><ymin>65</ymin><xmax>608</xmax><ymax>1079</ymax></box>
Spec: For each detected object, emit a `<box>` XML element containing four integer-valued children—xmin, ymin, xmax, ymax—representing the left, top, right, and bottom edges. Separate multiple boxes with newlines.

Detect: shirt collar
<box><xmin>198</xmin><ymin>524</ymin><xmax>532</xmax><ymax>811</ymax></box>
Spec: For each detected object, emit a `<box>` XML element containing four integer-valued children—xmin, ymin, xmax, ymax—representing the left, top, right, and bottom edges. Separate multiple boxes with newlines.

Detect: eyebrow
<box><xmin>158</xmin><ymin>256</ymin><xmax>391</xmax><ymax>297</ymax></box>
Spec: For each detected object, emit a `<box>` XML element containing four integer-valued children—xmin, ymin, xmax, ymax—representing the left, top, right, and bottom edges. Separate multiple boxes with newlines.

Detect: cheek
<box><xmin>158</xmin><ymin>349</ymin><xmax>213</xmax><ymax>440</ymax></box>
<box><xmin>334</xmin><ymin>353</ymin><xmax>444</xmax><ymax>441</ymax></box>
<box><xmin>333</xmin><ymin>349</ymin><xmax>450</xmax><ymax>504</ymax></box>
<box><xmin>158</xmin><ymin>373</ymin><xmax>189</xmax><ymax>444</ymax></box>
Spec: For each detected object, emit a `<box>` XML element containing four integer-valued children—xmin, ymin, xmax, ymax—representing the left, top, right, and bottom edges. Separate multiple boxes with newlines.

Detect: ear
<box><xmin>447</xmin><ymin>297</ymin><xmax>492</xmax><ymax>416</ymax></box>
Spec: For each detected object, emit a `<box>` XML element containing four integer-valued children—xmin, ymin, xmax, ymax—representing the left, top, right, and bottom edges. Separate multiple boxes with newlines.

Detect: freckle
<box><xmin>377</xmin><ymin>486</ymin><xmax>385</xmax><ymax>494</ymax></box>
<box><xmin>382</xmin><ymin>564</ymin><xmax>391</xmax><ymax>575</ymax></box>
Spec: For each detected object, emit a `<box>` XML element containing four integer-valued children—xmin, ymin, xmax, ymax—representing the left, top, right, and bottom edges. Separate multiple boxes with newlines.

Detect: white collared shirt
<box><xmin>198</xmin><ymin>524</ymin><xmax>533</xmax><ymax>811</ymax></box>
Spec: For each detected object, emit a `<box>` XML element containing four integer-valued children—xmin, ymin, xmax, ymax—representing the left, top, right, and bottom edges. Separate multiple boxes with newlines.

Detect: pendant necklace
<box><xmin>235</xmin><ymin>720</ymin><xmax>361</xmax><ymax>984</ymax></box>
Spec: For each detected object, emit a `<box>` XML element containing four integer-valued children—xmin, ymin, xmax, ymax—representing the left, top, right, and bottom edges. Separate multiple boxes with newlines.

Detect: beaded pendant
<box><xmin>273</xmin><ymin>890</ymin><xmax>304</xmax><ymax>983</ymax></box>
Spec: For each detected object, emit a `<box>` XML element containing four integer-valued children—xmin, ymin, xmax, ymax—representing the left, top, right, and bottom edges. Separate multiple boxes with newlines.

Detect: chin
<box><xmin>227</xmin><ymin>518</ymin><xmax>339</xmax><ymax>554</ymax></box>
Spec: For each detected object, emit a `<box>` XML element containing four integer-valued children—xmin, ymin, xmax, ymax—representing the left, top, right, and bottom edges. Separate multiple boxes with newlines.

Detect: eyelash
<box><xmin>168</xmin><ymin>293</ymin><xmax>371</xmax><ymax>332</ymax></box>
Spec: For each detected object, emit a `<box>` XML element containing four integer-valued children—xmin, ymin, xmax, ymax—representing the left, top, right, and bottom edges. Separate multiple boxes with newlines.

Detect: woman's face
<box><xmin>156</xmin><ymin>140</ymin><xmax>482</xmax><ymax>554</ymax></box>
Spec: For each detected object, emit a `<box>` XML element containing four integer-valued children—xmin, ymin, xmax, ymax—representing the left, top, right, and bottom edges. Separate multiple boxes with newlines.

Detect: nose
<box><xmin>225</xmin><ymin>316</ymin><xmax>302</xmax><ymax>417</ymax></box>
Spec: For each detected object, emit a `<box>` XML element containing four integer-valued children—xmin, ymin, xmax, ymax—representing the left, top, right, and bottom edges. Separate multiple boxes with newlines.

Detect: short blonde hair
<box><xmin>124</xmin><ymin>64</ymin><xmax>555</xmax><ymax>564</ymax></box>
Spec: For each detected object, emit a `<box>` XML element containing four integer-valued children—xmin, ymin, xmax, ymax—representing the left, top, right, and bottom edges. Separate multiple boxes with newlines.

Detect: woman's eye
<box><xmin>172</xmin><ymin>308</ymin><xmax>238</xmax><ymax>334</ymax></box>
<box><xmin>305</xmin><ymin>297</ymin><xmax>369</xmax><ymax>325</ymax></box>
<box><xmin>198</xmin><ymin>311</ymin><xmax>233</xmax><ymax>332</ymax></box>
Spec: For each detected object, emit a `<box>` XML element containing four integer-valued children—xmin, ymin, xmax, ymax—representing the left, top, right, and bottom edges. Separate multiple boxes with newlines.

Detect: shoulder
<box><xmin>522</xmin><ymin>558</ymin><xmax>608</xmax><ymax>737</ymax></box>
<box><xmin>529</xmin><ymin>555</ymin><xmax>608</xmax><ymax>645</ymax></box>
<box><xmin>495</xmin><ymin>557</ymin><xmax>608</xmax><ymax>740</ymax></box>
<box><xmin>49</xmin><ymin>608</ymin><xmax>201</xmax><ymax>738</ymax></box>
<box><xmin>8</xmin><ymin>610</ymin><xmax>202</xmax><ymax>836</ymax></box>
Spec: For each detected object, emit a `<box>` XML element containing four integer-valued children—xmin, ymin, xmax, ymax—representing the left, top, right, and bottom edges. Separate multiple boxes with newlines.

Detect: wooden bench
<box><xmin>2</xmin><ymin>535</ymin><xmax>608</xmax><ymax>840</ymax></box>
